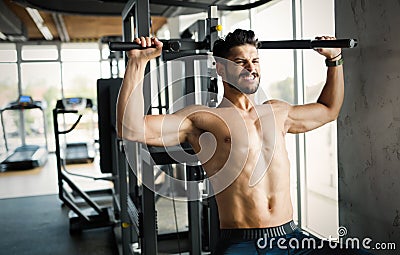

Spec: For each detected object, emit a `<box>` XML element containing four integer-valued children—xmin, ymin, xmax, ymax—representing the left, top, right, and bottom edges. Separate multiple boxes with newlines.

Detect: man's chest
<box><xmin>194</xmin><ymin>106</ymin><xmax>277</xmax><ymax>149</ymax></box>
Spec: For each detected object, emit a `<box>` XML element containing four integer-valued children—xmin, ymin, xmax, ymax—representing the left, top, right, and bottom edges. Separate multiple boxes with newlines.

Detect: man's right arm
<box><xmin>116</xmin><ymin>37</ymin><xmax>196</xmax><ymax>147</ymax></box>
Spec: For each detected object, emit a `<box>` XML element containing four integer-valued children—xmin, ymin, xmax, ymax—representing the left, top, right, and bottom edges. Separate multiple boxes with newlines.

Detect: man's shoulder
<box><xmin>261</xmin><ymin>99</ymin><xmax>291</xmax><ymax>116</ymax></box>
<box><xmin>174</xmin><ymin>105</ymin><xmax>219</xmax><ymax>121</ymax></box>
<box><xmin>183</xmin><ymin>104</ymin><xmax>235</xmax><ymax>113</ymax></box>
<box><xmin>263</xmin><ymin>99</ymin><xmax>291</xmax><ymax>107</ymax></box>
<box><xmin>263</xmin><ymin>99</ymin><xmax>283</xmax><ymax>105</ymax></box>
<box><xmin>174</xmin><ymin>104</ymin><xmax>209</xmax><ymax>114</ymax></box>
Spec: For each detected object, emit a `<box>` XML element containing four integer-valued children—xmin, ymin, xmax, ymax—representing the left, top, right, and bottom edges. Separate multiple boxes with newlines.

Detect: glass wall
<box><xmin>301</xmin><ymin>0</ymin><xmax>338</xmax><ymax>237</ymax></box>
<box><xmin>60</xmin><ymin>43</ymin><xmax>104</xmax><ymax>146</ymax></box>
<box><xmin>0</xmin><ymin>44</ymin><xmax>19</xmax><ymax>152</ymax></box>
<box><xmin>61</xmin><ymin>43</ymin><xmax>101</xmax><ymax>98</ymax></box>
<box><xmin>20</xmin><ymin>44</ymin><xmax>62</xmax><ymax>150</ymax></box>
<box><xmin>0</xmin><ymin>42</ymin><xmax>114</xmax><ymax>152</ymax></box>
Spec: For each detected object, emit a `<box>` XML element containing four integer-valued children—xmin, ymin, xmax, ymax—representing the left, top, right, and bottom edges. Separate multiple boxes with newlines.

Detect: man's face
<box><xmin>222</xmin><ymin>44</ymin><xmax>261</xmax><ymax>94</ymax></box>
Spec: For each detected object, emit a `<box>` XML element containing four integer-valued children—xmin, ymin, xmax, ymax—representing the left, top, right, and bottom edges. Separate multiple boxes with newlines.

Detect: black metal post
<box><xmin>117</xmin><ymin>139</ymin><xmax>133</xmax><ymax>255</ymax></box>
<box><xmin>187</xmin><ymin>165</ymin><xmax>202</xmax><ymax>255</ymax></box>
<box><xmin>53</xmin><ymin>109</ymin><xmax>64</xmax><ymax>203</ymax></box>
<box><xmin>141</xmin><ymin>156</ymin><xmax>158</xmax><ymax>254</ymax></box>
<box><xmin>185</xmin><ymin>60</ymin><xmax>196</xmax><ymax>106</ymax></box>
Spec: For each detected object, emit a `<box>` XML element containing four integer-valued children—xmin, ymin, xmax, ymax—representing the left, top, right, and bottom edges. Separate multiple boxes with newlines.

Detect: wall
<box><xmin>336</xmin><ymin>0</ymin><xmax>400</xmax><ymax>253</ymax></box>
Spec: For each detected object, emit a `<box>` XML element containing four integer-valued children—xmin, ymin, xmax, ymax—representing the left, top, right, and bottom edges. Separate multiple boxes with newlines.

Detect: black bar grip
<box><xmin>109</xmin><ymin>40</ymin><xmax>183</xmax><ymax>52</ymax></box>
<box><xmin>311</xmin><ymin>39</ymin><xmax>357</xmax><ymax>48</ymax></box>
<box><xmin>109</xmin><ymin>42</ymin><xmax>147</xmax><ymax>51</ymax></box>
<box><xmin>109</xmin><ymin>40</ymin><xmax>208</xmax><ymax>52</ymax></box>
<box><xmin>258</xmin><ymin>39</ymin><xmax>358</xmax><ymax>49</ymax></box>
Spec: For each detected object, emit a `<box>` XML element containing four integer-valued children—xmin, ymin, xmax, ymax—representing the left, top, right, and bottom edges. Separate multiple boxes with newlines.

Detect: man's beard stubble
<box><xmin>227</xmin><ymin>76</ymin><xmax>260</xmax><ymax>95</ymax></box>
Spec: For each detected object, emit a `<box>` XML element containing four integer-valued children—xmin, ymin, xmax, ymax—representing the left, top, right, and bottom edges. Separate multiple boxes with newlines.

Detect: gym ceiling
<box><xmin>0</xmin><ymin>0</ymin><xmax>240</xmax><ymax>42</ymax></box>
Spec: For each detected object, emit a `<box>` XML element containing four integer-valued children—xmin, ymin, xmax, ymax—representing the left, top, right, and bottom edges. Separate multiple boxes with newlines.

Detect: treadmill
<box><xmin>55</xmin><ymin>97</ymin><xmax>95</xmax><ymax>164</ymax></box>
<box><xmin>0</xmin><ymin>95</ymin><xmax>48</xmax><ymax>171</ymax></box>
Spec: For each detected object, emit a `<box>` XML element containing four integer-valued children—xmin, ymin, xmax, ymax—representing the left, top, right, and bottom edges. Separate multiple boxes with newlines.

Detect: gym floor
<box><xmin>0</xmin><ymin>153</ymin><xmax>118</xmax><ymax>255</ymax></box>
<box><xmin>0</xmin><ymin>152</ymin><xmax>190</xmax><ymax>255</ymax></box>
<box><xmin>0</xmin><ymin>152</ymin><xmax>112</xmax><ymax>199</ymax></box>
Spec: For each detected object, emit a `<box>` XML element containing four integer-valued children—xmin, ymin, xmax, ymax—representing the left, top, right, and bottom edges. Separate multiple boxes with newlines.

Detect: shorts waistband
<box><xmin>219</xmin><ymin>220</ymin><xmax>298</xmax><ymax>240</ymax></box>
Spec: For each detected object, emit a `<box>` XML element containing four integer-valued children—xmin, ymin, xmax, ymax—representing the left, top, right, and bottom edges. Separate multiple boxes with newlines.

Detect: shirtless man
<box><xmin>117</xmin><ymin>29</ymin><xmax>371</xmax><ymax>254</ymax></box>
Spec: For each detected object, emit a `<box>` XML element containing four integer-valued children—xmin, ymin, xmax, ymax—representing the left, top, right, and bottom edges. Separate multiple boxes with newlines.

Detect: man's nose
<box><xmin>244</xmin><ymin>61</ymin><xmax>256</xmax><ymax>72</ymax></box>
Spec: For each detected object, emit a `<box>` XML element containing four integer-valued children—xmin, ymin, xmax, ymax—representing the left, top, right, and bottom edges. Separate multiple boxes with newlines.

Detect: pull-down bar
<box><xmin>109</xmin><ymin>38</ymin><xmax>357</xmax><ymax>52</ymax></box>
<box><xmin>109</xmin><ymin>39</ymin><xmax>207</xmax><ymax>52</ymax></box>
<box><xmin>258</xmin><ymin>39</ymin><xmax>357</xmax><ymax>49</ymax></box>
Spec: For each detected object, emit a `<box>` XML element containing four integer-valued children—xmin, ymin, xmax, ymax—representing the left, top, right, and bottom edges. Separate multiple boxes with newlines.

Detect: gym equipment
<box><xmin>53</xmin><ymin>104</ymin><xmax>115</xmax><ymax>234</ymax></box>
<box><xmin>109</xmin><ymin>38</ymin><xmax>357</xmax><ymax>52</ymax></box>
<box><xmin>55</xmin><ymin>97</ymin><xmax>96</xmax><ymax>164</ymax></box>
<box><xmin>0</xmin><ymin>95</ymin><xmax>48</xmax><ymax>171</ymax></box>
<box><xmin>97</xmin><ymin>78</ymin><xmax>122</xmax><ymax>175</ymax></box>
<box><xmin>110</xmin><ymin>39</ymin><xmax>208</xmax><ymax>52</ymax></box>
<box><xmin>257</xmin><ymin>39</ymin><xmax>357</xmax><ymax>49</ymax></box>
<box><xmin>105</xmin><ymin>2</ymin><xmax>222</xmax><ymax>255</ymax></box>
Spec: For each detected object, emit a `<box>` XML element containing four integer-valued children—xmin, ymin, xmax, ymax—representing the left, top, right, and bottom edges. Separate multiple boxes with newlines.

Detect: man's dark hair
<box><xmin>212</xmin><ymin>29</ymin><xmax>259</xmax><ymax>59</ymax></box>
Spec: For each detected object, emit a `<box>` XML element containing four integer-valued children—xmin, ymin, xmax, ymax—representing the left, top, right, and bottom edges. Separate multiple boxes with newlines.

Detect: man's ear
<box><xmin>215</xmin><ymin>61</ymin><xmax>226</xmax><ymax>78</ymax></box>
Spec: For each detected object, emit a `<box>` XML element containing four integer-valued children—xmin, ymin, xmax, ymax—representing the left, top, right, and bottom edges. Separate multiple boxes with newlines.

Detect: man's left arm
<box><xmin>286</xmin><ymin>36</ymin><xmax>344</xmax><ymax>134</ymax></box>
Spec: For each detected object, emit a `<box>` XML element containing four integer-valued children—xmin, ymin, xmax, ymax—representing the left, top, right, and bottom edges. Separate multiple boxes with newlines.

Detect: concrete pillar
<box><xmin>336</xmin><ymin>0</ymin><xmax>400</xmax><ymax>253</ymax></box>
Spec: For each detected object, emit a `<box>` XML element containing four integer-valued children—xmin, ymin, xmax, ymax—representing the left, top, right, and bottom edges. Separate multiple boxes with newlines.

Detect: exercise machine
<box><xmin>55</xmin><ymin>97</ymin><xmax>96</xmax><ymax>164</ymax></box>
<box><xmin>53</xmin><ymin>101</ymin><xmax>116</xmax><ymax>234</ymax></box>
<box><xmin>110</xmin><ymin>38</ymin><xmax>357</xmax><ymax>52</ymax></box>
<box><xmin>105</xmin><ymin>2</ymin><xmax>223</xmax><ymax>254</ymax></box>
<box><xmin>0</xmin><ymin>95</ymin><xmax>48</xmax><ymax>171</ymax></box>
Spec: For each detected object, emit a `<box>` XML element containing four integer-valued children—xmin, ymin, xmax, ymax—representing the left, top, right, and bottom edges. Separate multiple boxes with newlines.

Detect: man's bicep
<box><xmin>142</xmin><ymin>113</ymin><xmax>192</xmax><ymax>146</ymax></box>
<box><xmin>287</xmin><ymin>103</ymin><xmax>332</xmax><ymax>134</ymax></box>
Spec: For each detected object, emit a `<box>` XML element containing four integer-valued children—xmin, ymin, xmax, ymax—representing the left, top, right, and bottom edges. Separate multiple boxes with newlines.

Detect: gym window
<box><xmin>0</xmin><ymin>43</ymin><xmax>19</xmax><ymax>151</ymax></box>
<box><xmin>0</xmin><ymin>42</ymin><xmax>111</xmax><ymax>152</ymax></box>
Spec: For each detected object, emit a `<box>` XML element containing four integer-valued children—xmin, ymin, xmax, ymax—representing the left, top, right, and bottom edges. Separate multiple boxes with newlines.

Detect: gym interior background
<box><xmin>0</xmin><ymin>0</ymin><xmax>399</xmax><ymax>254</ymax></box>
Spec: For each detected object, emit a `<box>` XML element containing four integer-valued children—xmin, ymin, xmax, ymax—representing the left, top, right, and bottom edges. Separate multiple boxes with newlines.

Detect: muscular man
<box><xmin>117</xmin><ymin>29</ymin><xmax>371</xmax><ymax>254</ymax></box>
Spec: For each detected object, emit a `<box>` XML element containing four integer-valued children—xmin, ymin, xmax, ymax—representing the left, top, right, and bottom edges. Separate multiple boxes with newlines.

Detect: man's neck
<box><xmin>221</xmin><ymin>90</ymin><xmax>255</xmax><ymax>111</ymax></box>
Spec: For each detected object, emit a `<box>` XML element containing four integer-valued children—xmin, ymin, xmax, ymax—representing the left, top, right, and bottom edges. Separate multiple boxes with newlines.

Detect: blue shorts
<box><xmin>212</xmin><ymin>221</ymin><xmax>374</xmax><ymax>255</ymax></box>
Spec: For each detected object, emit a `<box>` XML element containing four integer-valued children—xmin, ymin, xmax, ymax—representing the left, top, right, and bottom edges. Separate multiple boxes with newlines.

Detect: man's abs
<box><xmin>212</xmin><ymin>156</ymin><xmax>293</xmax><ymax>229</ymax></box>
<box><xmin>215</xmin><ymin>181</ymin><xmax>293</xmax><ymax>229</ymax></box>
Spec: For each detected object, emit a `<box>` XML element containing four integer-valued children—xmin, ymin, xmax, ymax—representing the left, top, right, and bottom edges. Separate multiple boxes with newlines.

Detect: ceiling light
<box><xmin>0</xmin><ymin>32</ymin><xmax>7</xmax><ymax>40</ymax></box>
<box><xmin>25</xmin><ymin>7</ymin><xmax>53</xmax><ymax>40</ymax></box>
